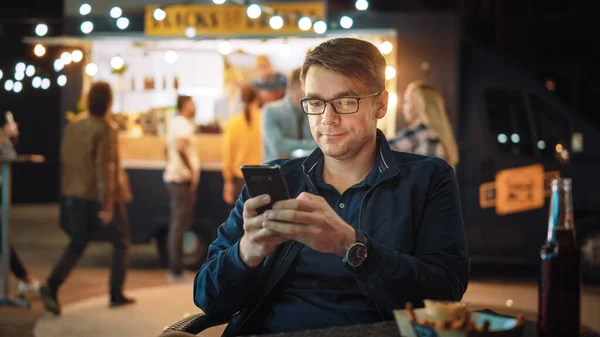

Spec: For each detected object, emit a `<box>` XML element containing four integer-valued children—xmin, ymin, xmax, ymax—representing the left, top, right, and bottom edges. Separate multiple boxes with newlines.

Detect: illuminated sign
<box><xmin>145</xmin><ymin>2</ymin><xmax>326</xmax><ymax>37</ymax></box>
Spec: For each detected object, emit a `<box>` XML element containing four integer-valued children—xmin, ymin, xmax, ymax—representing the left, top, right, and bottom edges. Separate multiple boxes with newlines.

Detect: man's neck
<box><xmin>322</xmin><ymin>137</ymin><xmax>377</xmax><ymax>193</ymax></box>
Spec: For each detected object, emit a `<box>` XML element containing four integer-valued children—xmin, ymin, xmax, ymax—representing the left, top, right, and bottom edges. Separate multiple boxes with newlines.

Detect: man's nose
<box><xmin>321</xmin><ymin>103</ymin><xmax>339</xmax><ymax>125</ymax></box>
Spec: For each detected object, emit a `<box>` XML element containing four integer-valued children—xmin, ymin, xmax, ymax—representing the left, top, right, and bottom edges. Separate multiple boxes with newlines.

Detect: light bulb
<box><xmin>355</xmin><ymin>0</ymin><xmax>369</xmax><ymax>11</ymax></box>
<box><xmin>379</xmin><ymin>41</ymin><xmax>393</xmax><ymax>55</ymax></box>
<box><xmin>247</xmin><ymin>4</ymin><xmax>261</xmax><ymax>19</ymax></box>
<box><xmin>79</xmin><ymin>3</ymin><xmax>92</xmax><ymax>16</ymax></box>
<box><xmin>32</xmin><ymin>76</ymin><xmax>42</xmax><ymax>88</ymax></box>
<box><xmin>110</xmin><ymin>6</ymin><xmax>122</xmax><ymax>19</ymax></box>
<box><xmin>4</xmin><ymin>80</ymin><xmax>14</xmax><ymax>91</ymax></box>
<box><xmin>116</xmin><ymin>17</ymin><xmax>129</xmax><ymax>30</ymax></box>
<box><xmin>35</xmin><ymin>23</ymin><xmax>48</xmax><ymax>37</ymax></box>
<box><xmin>41</xmin><ymin>78</ymin><xmax>51</xmax><ymax>90</ymax></box>
<box><xmin>164</xmin><ymin>50</ymin><xmax>178</xmax><ymax>64</ymax></box>
<box><xmin>111</xmin><ymin>56</ymin><xmax>124</xmax><ymax>70</ymax></box>
<box><xmin>213</xmin><ymin>0</ymin><xmax>226</xmax><ymax>3</ymax></box>
<box><xmin>15</xmin><ymin>62</ymin><xmax>26</xmax><ymax>73</ymax></box>
<box><xmin>385</xmin><ymin>65</ymin><xmax>396</xmax><ymax>80</ymax></box>
<box><xmin>15</xmin><ymin>72</ymin><xmax>25</xmax><ymax>81</ymax></box>
<box><xmin>61</xmin><ymin>51</ymin><xmax>73</xmax><ymax>65</ymax></box>
<box><xmin>298</xmin><ymin>17</ymin><xmax>312</xmax><ymax>31</ymax></box>
<box><xmin>54</xmin><ymin>59</ymin><xmax>65</xmax><ymax>72</ymax></box>
<box><xmin>85</xmin><ymin>63</ymin><xmax>98</xmax><ymax>76</ymax></box>
<box><xmin>269</xmin><ymin>15</ymin><xmax>284</xmax><ymax>30</ymax></box>
<box><xmin>218</xmin><ymin>41</ymin><xmax>232</xmax><ymax>55</ymax></box>
<box><xmin>0</xmin><ymin>70</ymin><xmax>3</xmax><ymax>80</ymax></box>
<box><xmin>313</xmin><ymin>21</ymin><xmax>327</xmax><ymax>34</ymax></box>
<box><xmin>26</xmin><ymin>65</ymin><xmax>35</xmax><ymax>77</ymax></box>
<box><xmin>185</xmin><ymin>27</ymin><xmax>196</xmax><ymax>38</ymax></box>
<box><xmin>81</xmin><ymin>21</ymin><xmax>94</xmax><ymax>34</ymax></box>
<box><xmin>57</xmin><ymin>75</ymin><xmax>67</xmax><ymax>87</ymax></box>
<box><xmin>13</xmin><ymin>81</ymin><xmax>23</xmax><ymax>93</ymax></box>
<box><xmin>34</xmin><ymin>44</ymin><xmax>46</xmax><ymax>57</ymax></box>
<box><xmin>340</xmin><ymin>16</ymin><xmax>353</xmax><ymax>29</ymax></box>
<box><xmin>71</xmin><ymin>50</ymin><xmax>83</xmax><ymax>63</ymax></box>
<box><xmin>154</xmin><ymin>8</ymin><xmax>166</xmax><ymax>21</ymax></box>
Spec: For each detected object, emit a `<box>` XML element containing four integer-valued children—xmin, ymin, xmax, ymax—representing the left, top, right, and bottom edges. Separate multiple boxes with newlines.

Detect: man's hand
<box><xmin>223</xmin><ymin>181</ymin><xmax>235</xmax><ymax>205</ymax></box>
<box><xmin>239</xmin><ymin>194</ymin><xmax>289</xmax><ymax>268</ymax></box>
<box><xmin>98</xmin><ymin>209</ymin><xmax>114</xmax><ymax>226</ymax></box>
<box><xmin>262</xmin><ymin>192</ymin><xmax>356</xmax><ymax>257</ymax></box>
<box><xmin>190</xmin><ymin>175</ymin><xmax>199</xmax><ymax>194</ymax></box>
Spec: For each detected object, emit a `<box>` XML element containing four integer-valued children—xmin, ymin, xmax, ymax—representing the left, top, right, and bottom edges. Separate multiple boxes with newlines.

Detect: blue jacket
<box><xmin>194</xmin><ymin>130</ymin><xmax>469</xmax><ymax>336</ymax></box>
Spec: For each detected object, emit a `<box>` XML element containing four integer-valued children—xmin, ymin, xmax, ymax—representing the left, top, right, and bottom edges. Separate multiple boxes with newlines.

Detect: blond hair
<box><xmin>405</xmin><ymin>80</ymin><xmax>459</xmax><ymax>167</ymax></box>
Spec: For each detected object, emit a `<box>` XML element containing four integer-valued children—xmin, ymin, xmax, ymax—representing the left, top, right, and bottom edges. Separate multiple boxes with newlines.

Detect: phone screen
<box><xmin>241</xmin><ymin>164</ymin><xmax>290</xmax><ymax>214</ymax></box>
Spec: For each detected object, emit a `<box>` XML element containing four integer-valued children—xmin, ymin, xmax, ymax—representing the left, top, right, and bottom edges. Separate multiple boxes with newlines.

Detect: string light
<box><xmin>110</xmin><ymin>6</ymin><xmax>122</xmax><ymax>19</ymax></box>
<box><xmin>34</xmin><ymin>44</ymin><xmax>46</xmax><ymax>57</ymax></box>
<box><xmin>32</xmin><ymin>76</ymin><xmax>42</xmax><ymax>88</ymax></box>
<box><xmin>15</xmin><ymin>71</ymin><xmax>25</xmax><ymax>81</ymax></box>
<box><xmin>57</xmin><ymin>75</ymin><xmax>67</xmax><ymax>87</ymax></box>
<box><xmin>298</xmin><ymin>17</ymin><xmax>312</xmax><ymax>31</ymax></box>
<box><xmin>0</xmin><ymin>70</ymin><xmax>3</xmax><ymax>80</ymax></box>
<box><xmin>61</xmin><ymin>52</ymin><xmax>73</xmax><ymax>65</ymax></box>
<box><xmin>313</xmin><ymin>21</ymin><xmax>327</xmax><ymax>34</ymax></box>
<box><xmin>15</xmin><ymin>62</ymin><xmax>26</xmax><ymax>73</ymax></box>
<box><xmin>340</xmin><ymin>16</ymin><xmax>353</xmax><ymax>29</ymax></box>
<box><xmin>13</xmin><ymin>81</ymin><xmax>23</xmax><ymax>93</ymax></box>
<box><xmin>247</xmin><ymin>4</ymin><xmax>261</xmax><ymax>19</ymax></box>
<box><xmin>116</xmin><ymin>17</ymin><xmax>130</xmax><ymax>30</ymax></box>
<box><xmin>79</xmin><ymin>3</ymin><xmax>92</xmax><ymax>16</ymax></box>
<box><xmin>71</xmin><ymin>50</ymin><xmax>83</xmax><ymax>63</ymax></box>
<box><xmin>41</xmin><ymin>78</ymin><xmax>51</xmax><ymax>90</ymax></box>
<box><xmin>385</xmin><ymin>65</ymin><xmax>396</xmax><ymax>80</ymax></box>
<box><xmin>379</xmin><ymin>41</ymin><xmax>393</xmax><ymax>55</ymax></box>
<box><xmin>54</xmin><ymin>59</ymin><xmax>65</xmax><ymax>72</ymax></box>
<box><xmin>154</xmin><ymin>8</ymin><xmax>166</xmax><ymax>21</ymax></box>
<box><xmin>185</xmin><ymin>27</ymin><xmax>196</xmax><ymax>38</ymax></box>
<box><xmin>355</xmin><ymin>0</ymin><xmax>369</xmax><ymax>11</ymax></box>
<box><xmin>35</xmin><ymin>23</ymin><xmax>48</xmax><ymax>37</ymax></box>
<box><xmin>164</xmin><ymin>50</ymin><xmax>178</xmax><ymax>64</ymax></box>
<box><xmin>269</xmin><ymin>15</ymin><xmax>284</xmax><ymax>30</ymax></box>
<box><xmin>85</xmin><ymin>63</ymin><xmax>98</xmax><ymax>76</ymax></box>
<box><xmin>213</xmin><ymin>0</ymin><xmax>226</xmax><ymax>3</ymax></box>
<box><xmin>81</xmin><ymin>21</ymin><xmax>94</xmax><ymax>34</ymax></box>
<box><xmin>218</xmin><ymin>41</ymin><xmax>233</xmax><ymax>55</ymax></box>
<box><xmin>5</xmin><ymin>80</ymin><xmax>14</xmax><ymax>91</ymax></box>
<box><xmin>111</xmin><ymin>56</ymin><xmax>124</xmax><ymax>70</ymax></box>
<box><xmin>26</xmin><ymin>65</ymin><xmax>35</xmax><ymax>77</ymax></box>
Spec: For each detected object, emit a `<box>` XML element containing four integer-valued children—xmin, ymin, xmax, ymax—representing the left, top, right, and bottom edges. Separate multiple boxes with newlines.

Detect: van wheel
<box><xmin>580</xmin><ymin>230</ymin><xmax>600</xmax><ymax>284</ymax></box>
<box><xmin>155</xmin><ymin>230</ymin><xmax>208</xmax><ymax>271</ymax></box>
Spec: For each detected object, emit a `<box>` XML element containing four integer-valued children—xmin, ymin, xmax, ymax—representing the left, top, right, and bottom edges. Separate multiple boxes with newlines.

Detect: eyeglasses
<box><xmin>300</xmin><ymin>92</ymin><xmax>381</xmax><ymax>115</ymax></box>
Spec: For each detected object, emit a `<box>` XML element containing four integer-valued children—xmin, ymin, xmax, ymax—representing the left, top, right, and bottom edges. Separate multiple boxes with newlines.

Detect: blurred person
<box><xmin>389</xmin><ymin>80</ymin><xmax>459</xmax><ymax>167</ymax></box>
<box><xmin>195</xmin><ymin>38</ymin><xmax>468</xmax><ymax>336</ymax></box>
<box><xmin>252</xmin><ymin>55</ymin><xmax>287</xmax><ymax>106</ymax></box>
<box><xmin>0</xmin><ymin>121</ymin><xmax>41</xmax><ymax>297</ymax></box>
<box><xmin>40</xmin><ymin>81</ymin><xmax>134</xmax><ymax>315</ymax></box>
<box><xmin>222</xmin><ymin>85</ymin><xmax>262</xmax><ymax>205</ymax></box>
<box><xmin>263</xmin><ymin>68</ymin><xmax>317</xmax><ymax>161</ymax></box>
<box><xmin>163</xmin><ymin>96</ymin><xmax>201</xmax><ymax>283</ymax></box>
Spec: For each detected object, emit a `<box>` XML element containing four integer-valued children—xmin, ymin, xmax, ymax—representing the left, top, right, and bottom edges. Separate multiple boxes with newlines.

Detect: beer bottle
<box><xmin>538</xmin><ymin>178</ymin><xmax>580</xmax><ymax>337</ymax></box>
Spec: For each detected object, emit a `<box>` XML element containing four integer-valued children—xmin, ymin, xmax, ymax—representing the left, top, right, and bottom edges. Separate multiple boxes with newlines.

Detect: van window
<box><xmin>483</xmin><ymin>88</ymin><xmax>534</xmax><ymax>156</ymax></box>
<box><xmin>528</xmin><ymin>93</ymin><xmax>571</xmax><ymax>158</ymax></box>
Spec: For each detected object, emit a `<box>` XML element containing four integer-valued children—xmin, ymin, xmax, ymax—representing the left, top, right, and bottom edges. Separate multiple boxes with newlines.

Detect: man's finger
<box><xmin>262</xmin><ymin>220</ymin><xmax>312</xmax><ymax>237</ymax></box>
<box><xmin>243</xmin><ymin>194</ymin><xmax>271</xmax><ymax>217</ymax></box>
<box><xmin>271</xmin><ymin>198</ymin><xmax>317</xmax><ymax>212</ymax></box>
<box><xmin>244</xmin><ymin>215</ymin><xmax>266</xmax><ymax>231</ymax></box>
<box><xmin>263</xmin><ymin>209</ymin><xmax>320</xmax><ymax>225</ymax></box>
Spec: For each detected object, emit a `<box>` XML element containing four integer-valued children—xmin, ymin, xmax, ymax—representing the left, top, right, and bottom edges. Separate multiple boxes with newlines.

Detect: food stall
<box><xmin>27</xmin><ymin>1</ymin><xmax>460</xmax><ymax>269</ymax></box>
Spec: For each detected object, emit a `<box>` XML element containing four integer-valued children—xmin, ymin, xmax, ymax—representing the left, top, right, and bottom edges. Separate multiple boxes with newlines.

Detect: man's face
<box><xmin>181</xmin><ymin>99</ymin><xmax>196</xmax><ymax>120</ymax></box>
<box><xmin>304</xmin><ymin>66</ymin><xmax>388</xmax><ymax>160</ymax></box>
<box><xmin>257</xmin><ymin>61</ymin><xmax>273</xmax><ymax>80</ymax></box>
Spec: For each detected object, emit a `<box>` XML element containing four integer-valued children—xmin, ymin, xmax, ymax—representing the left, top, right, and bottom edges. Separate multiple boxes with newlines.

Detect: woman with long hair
<box><xmin>389</xmin><ymin>80</ymin><xmax>459</xmax><ymax>167</ymax></box>
<box><xmin>222</xmin><ymin>85</ymin><xmax>263</xmax><ymax>205</ymax></box>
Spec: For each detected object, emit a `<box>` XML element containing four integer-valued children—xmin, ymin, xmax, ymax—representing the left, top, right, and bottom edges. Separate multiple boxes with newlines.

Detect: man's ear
<box><xmin>375</xmin><ymin>90</ymin><xmax>389</xmax><ymax>119</ymax></box>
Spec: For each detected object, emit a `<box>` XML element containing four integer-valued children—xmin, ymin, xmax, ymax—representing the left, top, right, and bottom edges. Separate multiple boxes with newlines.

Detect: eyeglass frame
<box><xmin>299</xmin><ymin>92</ymin><xmax>381</xmax><ymax>115</ymax></box>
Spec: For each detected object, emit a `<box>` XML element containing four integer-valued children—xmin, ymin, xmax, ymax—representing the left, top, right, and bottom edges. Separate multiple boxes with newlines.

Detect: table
<box><xmin>247</xmin><ymin>320</ymin><xmax>600</xmax><ymax>337</ymax></box>
<box><xmin>0</xmin><ymin>154</ymin><xmax>45</xmax><ymax>308</ymax></box>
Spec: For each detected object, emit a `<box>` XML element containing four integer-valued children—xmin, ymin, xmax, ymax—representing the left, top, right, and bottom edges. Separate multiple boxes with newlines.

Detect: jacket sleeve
<box><xmin>95</xmin><ymin>125</ymin><xmax>117</xmax><ymax>213</ymax></box>
<box><xmin>352</xmin><ymin>167</ymin><xmax>469</xmax><ymax>311</ymax></box>
<box><xmin>262</xmin><ymin>106</ymin><xmax>316</xmax><ymax>162</ymax></box>
<box><xmin>193</xmin><ymin>188</ymin><xmax>264</xmax><ymax>316</ymax></box>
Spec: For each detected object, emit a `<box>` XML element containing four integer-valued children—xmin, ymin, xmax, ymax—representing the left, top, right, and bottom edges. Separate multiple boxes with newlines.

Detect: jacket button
<box><xmin>339</xmin><ymin>203</ymin><xmax>345</xmax><ymax>209</ymax></box>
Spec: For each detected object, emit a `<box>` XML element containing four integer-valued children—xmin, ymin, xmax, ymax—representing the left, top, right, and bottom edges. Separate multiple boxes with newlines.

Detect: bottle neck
<box><xmin>547</xmin><ymin>178</ymin><xmax>574</xmax><ymax>242</ymax></box>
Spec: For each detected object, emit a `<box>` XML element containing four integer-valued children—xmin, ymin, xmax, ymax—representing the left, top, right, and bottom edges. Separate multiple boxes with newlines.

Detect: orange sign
<box><xmin>145</xmin><ymin>2</ymin><xmax>326</xmax><ymax>37</ymax></box>
<box><xmin>495</xmin><ymin>164</ymin><xmax>545</xmax><ymax>215</ymax></box>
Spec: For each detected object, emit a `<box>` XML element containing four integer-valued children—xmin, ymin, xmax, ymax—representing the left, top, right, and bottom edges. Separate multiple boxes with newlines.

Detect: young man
<box><xmin>262</xmin><ymin>68</ymin><xmax>317</xmax><ymax>162</ymax></box>
<box><xmin>252</xmin><ymin>55</ymin><xmax>287</xmax><ymax>107</ymax></box>
<box><xmin>41</xmin><ymin>81</ymin><xmax>134</xmax><ymax>315</ymax></box>
<box><xmin>163</xmin><ymin>96</ymin><xmax>200</xmax><ymax>282</ymax></box>
<box><xmin>194</xmin><ymin>38</ymin><xmax>469</xmax><ymax>336</ymax></box>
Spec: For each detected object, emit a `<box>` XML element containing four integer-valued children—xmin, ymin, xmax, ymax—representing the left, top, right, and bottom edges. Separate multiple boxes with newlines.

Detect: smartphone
<box><xmin>241</xmin><ymin>164</ymin><xmax>291</xmax><ymax>214</ymax></box>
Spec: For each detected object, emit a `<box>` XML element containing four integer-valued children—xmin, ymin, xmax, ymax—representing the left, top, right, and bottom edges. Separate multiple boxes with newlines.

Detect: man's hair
<box><xmin>177</xmin><ymin>95</ymin><xmax>193</xmax><ymax>111</ymax></box>
<box><xmin>87</xmin><ymin>81</ymin><xmax>113</xmax><ymax>117</ymax></box>
<box><xmin>300</xmin><ymin>38</ymin><xmax>386</xmax><ymax>93</ymax></box>
<box><xmin>288</xmin><ymin>68</ymin><xmax>302</xmax><ymax>88</ymax></box>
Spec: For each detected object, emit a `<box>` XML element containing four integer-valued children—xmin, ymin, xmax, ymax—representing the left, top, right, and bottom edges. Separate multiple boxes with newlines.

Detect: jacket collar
<box><xmin>301</xmin><ymin>129</ymin><xmax>400</xmax><ymax>181</ymax></box>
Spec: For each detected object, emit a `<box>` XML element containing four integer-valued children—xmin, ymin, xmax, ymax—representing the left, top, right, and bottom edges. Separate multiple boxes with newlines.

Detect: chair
<box><xmin>158</xmin><ymin>312</ymin><xmax>231</xmax><ymax>337</ymax></box>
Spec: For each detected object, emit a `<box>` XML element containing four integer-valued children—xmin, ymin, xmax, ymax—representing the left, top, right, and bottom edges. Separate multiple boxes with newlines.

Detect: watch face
<box><xmin>348</xmin><ymin>243</ymin><xmax>368</xmax><ymax>267</ymax></box>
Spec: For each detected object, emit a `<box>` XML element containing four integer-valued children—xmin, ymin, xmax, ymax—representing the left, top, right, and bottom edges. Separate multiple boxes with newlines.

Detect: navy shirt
<box><xmin>263</xmin><ymin>153</ymin><xmax>384</xmax><ymax>333</ymax></box>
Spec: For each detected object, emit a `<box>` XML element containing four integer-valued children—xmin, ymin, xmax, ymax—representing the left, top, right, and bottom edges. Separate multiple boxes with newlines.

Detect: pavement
<box><xmin>1</xmin><ymin>204</ymin><xmax>599</xmax><ymax>337</ymax></box>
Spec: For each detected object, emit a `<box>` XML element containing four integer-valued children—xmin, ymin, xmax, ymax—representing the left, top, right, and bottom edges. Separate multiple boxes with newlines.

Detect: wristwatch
<box><xmin>342</xmin><ymin>229</ymin><xmax>369</xmax><ymax>268</ymax></box>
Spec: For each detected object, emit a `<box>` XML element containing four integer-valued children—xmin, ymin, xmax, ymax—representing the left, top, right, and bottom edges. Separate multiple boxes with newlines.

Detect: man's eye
<box><xmin>309</xmin><ymin>101</ymin><xmax>324</xmax><ymax>107</ymax></box>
